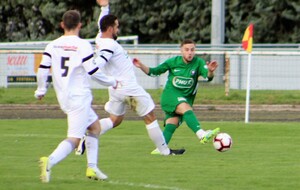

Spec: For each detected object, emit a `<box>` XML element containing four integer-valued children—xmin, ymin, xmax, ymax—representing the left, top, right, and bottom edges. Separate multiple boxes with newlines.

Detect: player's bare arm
<box><xmin>132</xmin><ymin>58</ymin><xmax>150</xmax><ymax>75</ymax></box>
<box><xmin>207</xmin><ymin>60</ymin><xmax>218</xmax><ymax>77</ymax></box>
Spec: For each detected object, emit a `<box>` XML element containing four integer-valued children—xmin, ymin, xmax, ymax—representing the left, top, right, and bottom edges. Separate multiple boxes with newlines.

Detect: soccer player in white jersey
<box><xmin>35</xmin><ymin>10</ymin><xmax>117</xmax><ymax>183</ymax></box>
<box><xmin>78</xmin><ymin>0</ymin><xmax>184</xmax><ymax>155</ymax></box>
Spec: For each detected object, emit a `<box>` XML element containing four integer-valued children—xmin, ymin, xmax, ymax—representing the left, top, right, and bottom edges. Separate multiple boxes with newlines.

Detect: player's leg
<box><xmin>133</xmin><ymin>92</ymin><xmax>184</xmax><ymax>155</ymax></box>
<box><xmin>163</xmin><ymin>122</ymin><xmax>178</xmax><ymax>144</ymax></box>
<box><xmin>40</xmin><ymin>105</ymin><xmax>87</xmax><ymax>183</ymax></box>
<box><xmin>177</xmin><ymin>102</ymin><xmax>203</xmax><ymax>133</ymax></box>
<box><xmin>99</xmin><ymin>87</ymin><xmax>126</xmax><ymax>135</ymax></box>
<box><xmin>39</xmin><ymin>137</ymin><xmax>78</xmax><ymax>183</ymax></box>
<box><xmin>176</xmin><ymin>102</ymin><xmax>220</xmax><ymax>143</ymax></box>
<box><xmin>131</xmin><ymin>93</ymin><xmax>170</xmax><ymax>154</ymax></box>
<box><xmin>159</xmin><ymin>92</ymin><xmax>182</xmax><ymax>145</ymax></box>
<box><xmin>142</xmin><ymin>110</ymin><xmax>172</xmax><ymax>155</ymax></box>
<box><xmin>75</xmin><ymin>113</ymin><xmax>124</xmax><ymax>155</ymax></box>
<box><xmin>162</xmin><ymin>115</ymin><xmax>181</xmax><ymax>145</ymax></box>
<box><xmin>150</xmin><ymin>117</ymin><xmax>178</xmax><ymax>155</ymax></box>
<box><xmin>85</xmin><ymin>113</ymin><xmax>108</xmax><ymax>180</ymax></box>
<box><xmin>100</xmin><ymin>114</ymin><xmax>124</xmax><ymax>135</ymax></box>
<box><xmin>75</xmin><ymin>89</ymin><xmax>126</xmax><ymax>155</ymax></box>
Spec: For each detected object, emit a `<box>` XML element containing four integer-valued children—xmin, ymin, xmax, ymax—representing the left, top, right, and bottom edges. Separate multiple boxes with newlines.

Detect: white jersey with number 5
<box><xmin>40</xmin><ymin>35</ymin><xmax>96</xmax><ymax>112</ymax></box>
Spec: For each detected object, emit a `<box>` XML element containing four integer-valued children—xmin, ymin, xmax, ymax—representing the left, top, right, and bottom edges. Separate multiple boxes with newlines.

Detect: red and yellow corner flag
<box><xmin>242</xmin><ymin>24</ymin><xmax>254</xmax><ymax>53</ymax></box>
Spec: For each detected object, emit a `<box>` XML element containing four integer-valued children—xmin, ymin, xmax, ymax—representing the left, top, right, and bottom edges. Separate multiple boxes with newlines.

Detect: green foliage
<box><xmin>110</xmin><ymin>0</ymin><xmax>182</xmax><ymax>43</ymax></box>
<box><xmin>169</xmin><ymin>0</ymin><xmax>212</xmax><ymax>43</ymax></box>
<box><xmin>226</xmin><ymin>0</ymin><xmax>300</xmax><ymax>43</ymax></box>
<box><xmin>0</xmin><ymin>0</ymin><xmax>299</xmax><ymax>43</ymax></box>
<box><xmin>0</xmin><ymin>0</ymin><xmax>99</xmax><ymax>42</ymax></box>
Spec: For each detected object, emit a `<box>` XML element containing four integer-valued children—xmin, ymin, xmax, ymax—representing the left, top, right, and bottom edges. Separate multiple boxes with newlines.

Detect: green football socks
<box><xmin>163</xmin><ymin>123</ymin><xmax>177</xmax><ymax>144</ymax></box>
<box><xmin>183</xmin><ymin>110</ymin><xmax>201</xmax><ymax>133</ymax></box>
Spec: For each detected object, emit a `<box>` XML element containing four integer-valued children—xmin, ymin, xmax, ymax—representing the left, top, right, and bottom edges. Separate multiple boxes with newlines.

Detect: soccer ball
<box><xmin>213</xmin><ymin>133</ymin><xmax>232</xmax><ymax>152</ymax></box>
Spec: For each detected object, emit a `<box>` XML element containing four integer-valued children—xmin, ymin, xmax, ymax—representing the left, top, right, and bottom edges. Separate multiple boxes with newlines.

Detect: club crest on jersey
<box><xmin>190</xmin><ymin>70</ymin><xmax>196</xmax><ymax>76</ymax></box>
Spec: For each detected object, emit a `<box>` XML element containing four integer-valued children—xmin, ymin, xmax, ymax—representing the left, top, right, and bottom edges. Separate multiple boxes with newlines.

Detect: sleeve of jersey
<box><xmin>90</xmin><ymin>69</ymin><xmax>116</xmax><ymax>87</ymax></box>
<box><xmin>35</xmin><ymin>50</ymin><xmax>51</xmax><ymax>97</ymax></box>
<box><xmin>148</xmin><ymin>61</ymin><xmax>169</xmax><ymax>77</ymax></box>
<box><xmin>93</xmin><ymin>43</ymin><xmax>114</xmax><ymax>68</ymax></box>
<box><xmin>82</xmin><ymin>53</ymin><xmax>116</xmax><ymax>87</ymax></box>
<box><xmin>198</xmin><ymin>60</ymin><xmax>211</xmax><ymax>81</ymax></box>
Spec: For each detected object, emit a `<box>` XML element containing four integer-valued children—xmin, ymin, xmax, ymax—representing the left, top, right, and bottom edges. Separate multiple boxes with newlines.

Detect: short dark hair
<box><xmin>100</xmin><ymin>14</ymin><xmax>118</xmax><ymax>32</ymax></box>
<box><xmin>180</xmin><ymin>39</ymin><xmax>196</xmax><ymax>47</ymax></box>
<box><xmin>62</xmin><ymin>10</ymin><xmax>81</xmax><ymax>30</ymax></box>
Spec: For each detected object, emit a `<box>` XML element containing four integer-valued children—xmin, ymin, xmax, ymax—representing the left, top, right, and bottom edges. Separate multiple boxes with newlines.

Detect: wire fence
<box><xmin>1</xmin><ymin>42</ymin><xmax>300</xmax><ymax>121</ymax></box>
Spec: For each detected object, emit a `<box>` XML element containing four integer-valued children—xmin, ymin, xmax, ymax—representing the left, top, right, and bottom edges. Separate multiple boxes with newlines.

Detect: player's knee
<box><xmin>176</xmin><ymin>103</ymin><xmax>192</xmax><ymax>114</ymax></box>
<box><xmin>143</xmin><ymin>110</ymin><xmax>157</xmax><ymax>124</ymax></box>
<box><xmin>110</xmin><ymin>115</ymin><xmax>124</xmax><ymax>127</ymax></box>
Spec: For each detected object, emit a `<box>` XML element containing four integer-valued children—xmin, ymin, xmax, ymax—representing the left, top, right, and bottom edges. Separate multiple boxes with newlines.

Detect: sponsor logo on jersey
<box><xmin>54</xmin><ymin>45</ymin><xmax>78</xmax><ymax>51</ymax></box>
<box><xmin>172</xmin><ymin>76</ymin><xmax>194</xmax><ymax>88</ymax></box>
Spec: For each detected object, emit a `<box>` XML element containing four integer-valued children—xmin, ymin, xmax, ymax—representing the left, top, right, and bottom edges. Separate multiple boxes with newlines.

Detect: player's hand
<box><xmin>207</xmin><ymin>60</ymin><xmax>218</xmax><ymax>72</ymax></box>
<box><xmin>96</xmin><ymin>0</ymin><xmax>109</xmax><ymax>6</ymax></box>
<box><xmin>132</xmin><ymin>58</ymin><xmax>141</xmax><ymax>68</ymax></box>
<box><xmin>113</xmin><ymin>80</ymin><xmax>119</xmax><ymax>89</ymax></box>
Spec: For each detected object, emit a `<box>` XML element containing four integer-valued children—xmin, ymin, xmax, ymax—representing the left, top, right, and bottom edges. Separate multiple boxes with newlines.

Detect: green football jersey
<box><xmin>148</xmin><ymin>56</ymin><xmax>209</xmax><ymax>113</ymax></box>
<box><xmin>149</xmin><ymin>56</ymin><xmax>208</xmax><ymax>97</ymax></box>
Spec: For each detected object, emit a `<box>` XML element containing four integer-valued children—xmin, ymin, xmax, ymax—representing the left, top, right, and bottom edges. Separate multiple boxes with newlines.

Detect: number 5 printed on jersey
<box><xmin>61</xmin><ymin>57</ymin><xmax>69</xmax><ymax>77</ymax></box>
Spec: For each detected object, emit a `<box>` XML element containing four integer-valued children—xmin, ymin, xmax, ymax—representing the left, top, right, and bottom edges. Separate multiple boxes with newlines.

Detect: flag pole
<box><xmin>245</xmin><ymin>53</ymin><xmax>252</xmax><ymax>123</ymax></box>
<box><xmin>242</xmin><ymin>23</ymin><xmax>253</xmax><ymax>123</ymax></box>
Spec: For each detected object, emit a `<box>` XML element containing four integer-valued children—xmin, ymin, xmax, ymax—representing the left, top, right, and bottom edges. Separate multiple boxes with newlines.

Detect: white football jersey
<box><xmin>94</xmin><ymin>6</ymin><xmax>139</xmax><ymax>91</ymax></box>
<box><xmin>93</xmin><ymin>5</ymin><xmax>155</xmax><ymax>116</ymax></box>
<box><xmin>38</xmin><ymin>35</ymin><xmax>97</xmax><ymax>110</ymax></box>
<box><xmin>95</xmin><ymin>38</ymin><xmax>137</xmax><ymax>86</ymax></box>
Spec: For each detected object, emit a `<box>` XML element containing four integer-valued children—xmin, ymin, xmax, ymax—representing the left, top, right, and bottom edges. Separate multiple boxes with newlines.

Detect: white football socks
<box><xmin>99</xmin><ymin>118</ymin><xmax>113</xmax><ymax>135</ymax></box>
<box><xmin>48</xmin><ymin>139</ymin><xmax>75</xmax><ymax>169</ymax></box>
<box><xmin>196</xmin><ymin>129</ymin><xmax>206</xmax><ymax>139</ymax></box>
<box><xmin>85</xmin><ymin>133</ymin><xmax>99</xmax><ymax>168</ymax></box>
<box><xmin>146</xmin><ymin>120</ymin><xmax>170</xmax><ymax>155</ymax></box>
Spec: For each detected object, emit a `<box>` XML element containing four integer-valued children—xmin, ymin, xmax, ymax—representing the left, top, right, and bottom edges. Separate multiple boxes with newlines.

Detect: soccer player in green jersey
<box><xmin>133</xmin><ymin>39</ymin><xmax>220</xmax><ymax>154</ymax></box>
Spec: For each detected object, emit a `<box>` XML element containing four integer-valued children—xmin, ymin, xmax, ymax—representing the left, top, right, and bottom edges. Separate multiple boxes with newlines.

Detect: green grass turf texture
<box><xmin>0</xmin><ymin>119</ymin><xmax>299</xmax><ymax>190</ymax></box>
<box><xmin>2</xmin><ymin>86</ymin><xmax>300</xmax><ymax>105</ymax></box>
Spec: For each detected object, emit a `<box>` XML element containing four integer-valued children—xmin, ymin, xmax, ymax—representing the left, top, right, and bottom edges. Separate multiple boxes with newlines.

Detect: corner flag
<box><xmin>242</xmin><ymin>24</ymin><xmax>254</xmax><ymax>53</ymax></box>
<box><xmin>242</xmin><ymin>23</ymin><xmax>254</xmax><ymax>123</ymax></box>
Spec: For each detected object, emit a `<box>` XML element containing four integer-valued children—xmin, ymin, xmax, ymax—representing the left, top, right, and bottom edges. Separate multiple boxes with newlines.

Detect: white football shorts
<box><xmin>66</xmin><ymin>99</ymin><xmax>98</xmax><ymax>139</ymax></box>
<box><xmin>104</xmin><ymin>86</ymin><xmax>155</xmax><ymax>117</ymax></box>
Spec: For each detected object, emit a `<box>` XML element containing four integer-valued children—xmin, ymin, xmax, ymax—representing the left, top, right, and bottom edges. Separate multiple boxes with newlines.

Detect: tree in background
<box><xmin>169</xmin><ymin>0</ymin><xmax>212</xmax><ymax>43</ymax></box>
<box><xmin>0</xmin><ymin>0</ymin><xmax>99</xmax><ymax>42</ymax></box>
<box><xmin>0</xmin><ymin>0</ymin><xmax>299</xmax><ymax>43</ymax></box>
<box><xmin>226</xmin><ymin>0</ymin><xmax>300</xmax><ymax>43</ymax></box>
<box><xmin>110</xmin><ymin>0</ymin><xmax>183</xmax><ymax>43</ymax></box>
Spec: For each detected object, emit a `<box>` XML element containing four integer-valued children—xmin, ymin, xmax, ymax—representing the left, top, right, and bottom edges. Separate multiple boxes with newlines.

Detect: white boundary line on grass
<box><xmin>4</xmin><ymin>134</ymin><xmax>189</xmax><ymax>190</ymax></box>
<box><xmin>2</xmin><ymin>134</ymin><xmax>63</xmax><ymax>138</ymax></box>
<box><xmin>107</xmin><ymin>180</ymin><xmax>188</xmax><ymax>190</ymax></box>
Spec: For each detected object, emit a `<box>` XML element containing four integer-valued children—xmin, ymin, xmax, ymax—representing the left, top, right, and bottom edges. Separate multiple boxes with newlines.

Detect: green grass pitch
<box><xmin>0</xmin><ymin>119</ymin><xmax>299</xmax><ymax>190</ymax></box>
